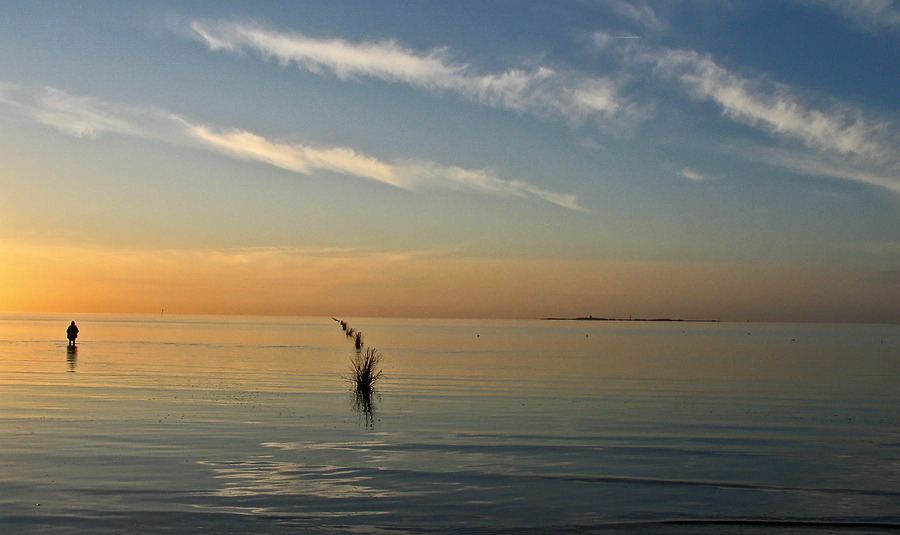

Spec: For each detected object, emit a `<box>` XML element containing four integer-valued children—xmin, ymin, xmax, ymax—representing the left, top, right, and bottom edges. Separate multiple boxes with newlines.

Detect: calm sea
<box><xmin>0</xmin><ymin>314</ymin><xmax>898</xmax><ymax>534</ymax></box>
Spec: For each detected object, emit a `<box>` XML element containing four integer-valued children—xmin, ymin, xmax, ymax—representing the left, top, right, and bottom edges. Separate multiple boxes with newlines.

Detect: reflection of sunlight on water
<box><xmin>1</xmin><ymin>315</ymin><xmax>898</xmax><ymax>531</ymax></box>
<box><xmin>199</xmin><ymin>459</ymin><xmax>402</xmax><ymax>499</ymax></box>
<box><xmin>262</xmin><ymin>440</ymin><xmax>388</xmax><ymax>452</ymax></box>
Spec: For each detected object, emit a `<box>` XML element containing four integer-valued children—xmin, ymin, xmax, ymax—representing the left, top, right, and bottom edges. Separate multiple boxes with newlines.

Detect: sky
<box><xmin>1</xmin><ymin>0</ymin><xmax>900</xmax><ymax>322</ymax></box>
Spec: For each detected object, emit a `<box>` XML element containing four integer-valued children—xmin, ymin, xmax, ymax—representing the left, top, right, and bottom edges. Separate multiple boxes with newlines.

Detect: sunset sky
<box><xmin>2</xmin><ymin>1</ymin><xmax>900</xmax><ymax>322</ymax></box>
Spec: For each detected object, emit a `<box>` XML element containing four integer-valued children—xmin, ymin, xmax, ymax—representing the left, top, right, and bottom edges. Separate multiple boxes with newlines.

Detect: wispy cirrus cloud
<box><xmin>0</xmin><ymin>85</ymin><xmax>152</xmax><ymax>139</ymax></box>
<box><xmin>0</xmin><ymin>84</ymin><xmax>584</xmax><ymax>210</ymax></box>
<box><xmin>592</xmin><ymin>32</ymin><xmax>900</xmax><ymax>194</ymax></box>
<box><xmin>183</xmin><ymin>124</ymin><xmax>407</xmax><ymax>187</ymax></box>
<box><xmin>650</xmin><ymin>47</ymin><xmax>893</xmax><ymax>161</ymax></box>
<box><xmin>759</xmin><ymin>149</ymin><xmax>900</xmax><ymax>195</ymax></box>
<box><xmin>184</xmin><ymin>18</ymin><xmax>900</xmax><ymax>198</ymax></box>
<box><xmin>184</xmin><ymin>122</ymin><xmax>583</xmax><ymax>208</ymax></box>
<box><xmin>677</xmin><ymin>167</ymin><xmax>706</xmax><ymax>182</ymax></box>
<box><xmin>799</xmin><ymin>0</ymin><xmax>900</xmax><ymax>35</ymax></box>
<box><xmin>596</xmin><ymin>1</ymin><xmax>900</xmax><ymax>39</ymax></box>
<box><xmin>187</xmin><ymin>20</ymin><xmax>633</xmax><ymax>127</ymax></box>
<box><xmin>650</xmin><ymin>48</ymin><xmax>900</xmax><ymax>192</ymax></box>
<box><xmin>663</xmin><ymin>51</ymin><xmax>900</xmax><ymax>193</ymax></box>
<box><xmin>594</xmin><ymin>0</ymin><xmax>667</xmax><ymax>33</ymax></box>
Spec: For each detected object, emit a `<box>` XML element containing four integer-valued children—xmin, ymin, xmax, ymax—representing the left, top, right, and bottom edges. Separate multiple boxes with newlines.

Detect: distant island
<box><xmin>542</xmin><ymin>316</ymin><xmax>720</xmax><ymax>323</ymax></box>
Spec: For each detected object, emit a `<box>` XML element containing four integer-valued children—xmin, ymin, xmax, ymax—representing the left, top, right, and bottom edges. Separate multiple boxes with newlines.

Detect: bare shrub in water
<box><xmin>347</xmin><ymin>348</ymin><xmax>382</xmax><ymax>397</ymax></box>
<box><xmin>346</xmin><ymin>327</ymin><xmax>355</xmax><ymax>339</ymax></box>
<box><xmin>354</xmin><ymin>330</ymin><xmax>364</xmax><ymax>349</ymax></box>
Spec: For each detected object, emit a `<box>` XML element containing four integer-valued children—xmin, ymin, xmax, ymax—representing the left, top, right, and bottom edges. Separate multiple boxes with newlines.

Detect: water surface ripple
<box><xmin>0</xmin><ymin>314</ymin><xmax>898</xmax><ymax>533</ymax></box>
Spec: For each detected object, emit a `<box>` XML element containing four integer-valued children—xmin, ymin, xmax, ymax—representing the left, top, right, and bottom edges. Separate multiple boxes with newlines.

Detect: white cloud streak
<box><xmin>597</xmin><ymin>0</ymin><xmax>666</xmax><ymax>32</ymax></box>
<box><xmin>0</xmin><ymin>84</ymin><xmax>584</xmax><ymax>210</ymax></box>
<box><xmin>589</xmin><ymin>31</ymin><xmax>900</xmax><ymax>194</ymax></box>
<box><xmin>800</xmin><ymin>0</ymin><xmax>900</xmax><ymax>35</ymax></box>
<box><xmin>185</xmin><ymin>124</ymin><xmax>408</xmax><ymax>187</ymax></box>
<box><xmin>677</xmin><ymin>168</ymin><xmax>706</xmax><ymax>182</ymax></box>
<box><xmin>650</xmin><ymin>48</ymin><xmax>892</xmax><ymax>161</ymax></box>
<box><xmin>185</xmin><ymin>122</ymin><xmax>584</xmax><ymax>209</ymax></box>
<box><xmin>188</xmin><ymin>20</ymin><xmax>629</xmax><ymax>126</ymax></box>
<box><xmin>186</xmin><ymin>19</ymin><xmax>900</xmax><ymax>197</ymax></box>
<box><xmin>591</xmin><ymin>36</ymin><xmax>900</xmax><ymax>194</ymax></box>
<box><xmin>0</xmin><ymin>86</ymin><xmax>150</xmax><ymax>139</ymax></box>
<box><xmin>761</xmin><ymin>149</ymin><xmax>900</xmax><ymax>196</ymax></box>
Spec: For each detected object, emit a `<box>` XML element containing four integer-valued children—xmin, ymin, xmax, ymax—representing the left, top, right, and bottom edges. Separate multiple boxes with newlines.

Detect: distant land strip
<box><xmin>542</xmin><ymin>316</ymin><xmax>720</xmax><ymax>323</ymax></box>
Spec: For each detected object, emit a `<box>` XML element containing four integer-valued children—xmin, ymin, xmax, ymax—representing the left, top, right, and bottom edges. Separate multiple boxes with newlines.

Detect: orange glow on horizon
<box><xmin>2</xmin><ymin>240</ymin><xmax>899</xmax><ymax>323</ymax></box>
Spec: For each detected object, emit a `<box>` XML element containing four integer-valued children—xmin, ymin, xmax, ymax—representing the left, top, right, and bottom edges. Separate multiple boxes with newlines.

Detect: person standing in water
<box><xmin>66</xmin><ymin>321</ymin><xmax>79</xmax><ymax>347</ymax></box>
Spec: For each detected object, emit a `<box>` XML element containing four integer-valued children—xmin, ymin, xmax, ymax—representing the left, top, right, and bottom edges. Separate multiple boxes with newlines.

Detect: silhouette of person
<box><xmin>66</xmin><ymin>321</ymin><xmax>79</xmax><ymax>347</ymax></box>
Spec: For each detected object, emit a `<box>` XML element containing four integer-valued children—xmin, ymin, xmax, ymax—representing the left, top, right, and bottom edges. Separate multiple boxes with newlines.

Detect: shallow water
<box><xmin>0</xmin><ymin>314</ymin><xmax>898</xmax><ymax>534</ymax></box>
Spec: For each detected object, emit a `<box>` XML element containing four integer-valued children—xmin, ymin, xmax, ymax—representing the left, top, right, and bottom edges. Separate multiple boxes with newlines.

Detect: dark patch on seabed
<box><xmin>4</xmin><ymin>513</ymin><xmax>900</xmax><ymax>535</ymax></box>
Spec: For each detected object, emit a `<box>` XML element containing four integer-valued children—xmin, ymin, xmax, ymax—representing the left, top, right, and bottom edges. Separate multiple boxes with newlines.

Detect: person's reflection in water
<box><xmin>66</xmin><ymin>345</ymin><xmax>77</xmax><ymax>372</ymax></box>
